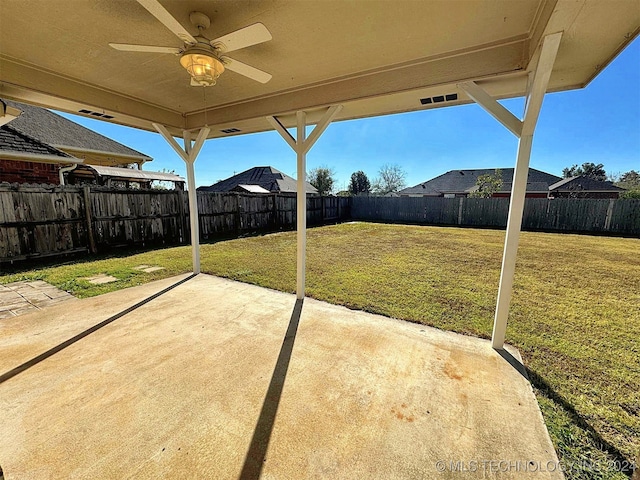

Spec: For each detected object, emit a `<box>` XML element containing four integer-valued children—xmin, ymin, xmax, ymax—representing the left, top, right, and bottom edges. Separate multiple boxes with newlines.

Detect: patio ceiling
<box><xmin>0</xmin><ymin>0</ymin><xmax>638</xmax><ymax>138</ymax></box>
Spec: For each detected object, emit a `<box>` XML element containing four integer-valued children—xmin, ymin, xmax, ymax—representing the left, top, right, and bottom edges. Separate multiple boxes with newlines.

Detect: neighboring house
<box><xmin>548</xmin><ymin>176</ymin><xmax>625</xmax><ymax>198</ymax></box>
<box><xmin>198</xmin><ymin>166</ymin><xmax>318</xmax><ymax>195</ymax></box>
<box><xmin>0</xmin><ymin>123</ymin><xmax>78</xmax><ymax>184</ymax></box>
<box><xmin>399</xmin><ymin>168</ymin><xmax>562</xmax><ymax>198</ymax></box>
<box><xmin>0</xmin><ymin>99</ymin><xmax>152</xmax><ymax>185</ymax></box>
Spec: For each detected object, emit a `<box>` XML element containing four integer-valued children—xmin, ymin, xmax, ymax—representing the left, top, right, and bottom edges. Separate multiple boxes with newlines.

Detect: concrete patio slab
<box><xmin>0</xmin><ymin>274</ymin><xmax>562</xmax><ymax>479</ymax></box>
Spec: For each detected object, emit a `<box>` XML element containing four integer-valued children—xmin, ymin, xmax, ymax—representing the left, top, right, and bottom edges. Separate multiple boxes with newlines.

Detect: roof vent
<box><xmin>78</xmin><ymin>109</ymin><xmax>114</xmax><ymax>119</ymax></box>
<box><xmin>221</xmin><ymin>128</ymin><xmax>241</xmax><ymax>134</ymax></box>
<box><xmin>420</xmin><ymin>92</ymin><xmax>458</xmax><ymax>106</ymax></box>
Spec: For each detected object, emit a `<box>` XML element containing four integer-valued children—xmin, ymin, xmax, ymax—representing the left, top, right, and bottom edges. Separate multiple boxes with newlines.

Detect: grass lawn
<box><xmin>2</xmin><ymin>222</ymin><xmax>638</xmax><ymax>479</ymax></box>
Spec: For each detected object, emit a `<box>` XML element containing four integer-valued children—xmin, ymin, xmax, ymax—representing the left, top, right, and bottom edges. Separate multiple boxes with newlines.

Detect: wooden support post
<box><xmin>492</xmin><ymin>33</ymin><xmax>562</xmax><ymax>349</ymax></box>
<box><xmin>153</xmin><ymin>124</ymin><xmax>209</xmax><ymax>274</ymax></box>
<box><xmin>83</xmin><ymin>186</ymin><xmax>97</xmax><ymax>254</ymax></box>
<box><xmin>458</xmin><ymin>32</ymin><xmax>562</xmax><ymax>349</ymax></box>
<box><xmin>267</xmin><ymin>105</ymin><xmax>342</xmax><ymax>299</ymax></box>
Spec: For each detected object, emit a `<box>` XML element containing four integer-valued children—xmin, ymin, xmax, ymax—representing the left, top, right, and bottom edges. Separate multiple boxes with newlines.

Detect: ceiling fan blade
<box><xmin>109</xmin><ymin>43</ymin><xmax>182</xmax><ymax>54</ymax></box>
<box><xmin>212</xmin><ymin>23</ymin><xmax>272</xmax><ymax>53</ymax></box>
<box><xmin>136</xmin><ymin>0</ymin><xmax>196</xmax><ymax>44</ymax></box>
<box><xmin>221</xmin><ymin>56</ymin><xmax>272</xmax><ymax>84</ymax></box>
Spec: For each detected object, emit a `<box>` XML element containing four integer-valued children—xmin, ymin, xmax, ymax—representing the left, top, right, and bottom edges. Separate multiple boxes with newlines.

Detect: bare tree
<box><xmin>372</xmin><ymin>164</ymin><xmax>407</xmax><ymax>195</ymax></box>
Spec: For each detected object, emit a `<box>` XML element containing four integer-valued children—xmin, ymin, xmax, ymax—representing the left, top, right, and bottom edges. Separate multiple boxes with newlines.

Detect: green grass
<box><xmin>1</xmin><ymin>222</ymin><xmax>638</xmax><ymax>479</ymax></box>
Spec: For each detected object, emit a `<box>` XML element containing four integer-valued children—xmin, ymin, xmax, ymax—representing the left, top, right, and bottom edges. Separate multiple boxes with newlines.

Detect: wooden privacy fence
<box><xmin>351</xmin><ymin>196</ymin><xmax>640</xmax><ymax>235</ymax></box>
<box><xmin>0</xmin><ymin>184</ymin><xmax>351</xmax><ymax>263</ymax></box>
<box><xmin>2</xmin><ymin>183</ymin><xmax>637</xmax><ymax>264</ymax></box>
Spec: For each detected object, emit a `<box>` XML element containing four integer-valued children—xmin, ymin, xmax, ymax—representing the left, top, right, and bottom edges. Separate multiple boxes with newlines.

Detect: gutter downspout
<box><xmin>59</xmin><ymin>164</ymin><xmax>77</xmax><ymax>185</ymax></box>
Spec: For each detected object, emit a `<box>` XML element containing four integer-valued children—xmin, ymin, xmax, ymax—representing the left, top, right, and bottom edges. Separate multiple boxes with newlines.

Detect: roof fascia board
<box><xmin>55</xmin><ymin>146</ymin><xmax>152</xmax><ymax>162</ymax></box>
<box><xmin>0</xmin><ymin>56</ymin><xmax>185</xmax><ymax>131</ymax></box>
<box><xmin>0</xmin><ymin>151</ymin><xmax>84</xmax><ymax>164</ymax></box>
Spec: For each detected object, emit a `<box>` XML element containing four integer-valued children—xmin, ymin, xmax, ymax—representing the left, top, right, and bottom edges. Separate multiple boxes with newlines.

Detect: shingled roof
<box><xmin>198</xmin><ymin>166</ymin><xmax>318</xmax><ymax>194</ymax></box>
<box><xmin>3</xmin><ymin>100</ymin><xmax>151</xmax><ymax>161</ymax></box>
<box><xmin>0</xmin><ymin>124</ymin><xmax>75</xmax><ymax>160</ymax></box>
<box><xmin>400</xmin><ymin>168</ymin><xmax>562</xmax><ymax>196</ymax></box>
<box><xmin>549</xmin><ymin>176</ymin><xmax>625</xmax><ymax>192</ymax></box>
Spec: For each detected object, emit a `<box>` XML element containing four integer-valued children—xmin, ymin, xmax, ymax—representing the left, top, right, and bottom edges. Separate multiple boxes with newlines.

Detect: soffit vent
<box><xmin>420</xmin><ymin>93</ymin><xmax>458</xmax><ymax>105</ymax></box>
<box><xmin>221</xmin><ymin>128</ymin><xmax>241</xmax><ymax>134</ymax></box>
<box><xmin>78</xmin><ymin>108</ymin><xmax>114</xmax><ymax>119</ymax></box>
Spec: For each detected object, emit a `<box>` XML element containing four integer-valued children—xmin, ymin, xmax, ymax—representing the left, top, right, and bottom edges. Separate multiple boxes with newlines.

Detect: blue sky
<box><xmin>58</xmin><ymin>36</ymin><xmax>639</xmax><ymax>191</ymax></box>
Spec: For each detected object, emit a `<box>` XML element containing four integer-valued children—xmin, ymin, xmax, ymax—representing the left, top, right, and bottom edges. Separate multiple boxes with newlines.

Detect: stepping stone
<box><xmin>133</xmin><ymin>265</ymin><xmax>151</xmax><ymax>271</ymax></box>
<box><xmin>84</xmin><ymin>274</ymin><xmax>118</xmax><ymax>285</ymax></box>
<box><xmin>142</xmin><ymin>267</ymin><xmax>165</xmax><ymax>273</ymax></box>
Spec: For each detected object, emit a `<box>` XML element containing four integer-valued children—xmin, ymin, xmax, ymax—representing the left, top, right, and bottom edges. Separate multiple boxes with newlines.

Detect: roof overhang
<box><xmin>0</xmin><ymin>151</ymin><xmax>83</xmax><ymax>165</ymax></box>
<box><xmin>0</xmin><ymin>0</ymin><xmax>638</xmax><ymax>139</ymax></box>
<box><xmin>56</xmin><ymin>146</ymin><xmax>153</xmax><ymax>165</ymax></box>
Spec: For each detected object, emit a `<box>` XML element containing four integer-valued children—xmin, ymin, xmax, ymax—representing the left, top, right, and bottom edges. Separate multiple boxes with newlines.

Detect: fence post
<box><xmin>177</xmin><ymin>190</ymin><xmax>187</xmax><ymax>243</ymax></box>
<box><xmin>83</xmin><ymin>186</ymin><xmax>97</xmax><ymax>254</ymax></box>
<box><xmin>604</xmin><ymin>198</ymin><xmax>615</xmax><ymax>231</ymax></box>
<box><xmin>272</xmin><ymin>193</ymin><xmax>279</xmax><ymax>229</ymax></box>
<box><xmin>458</xmin><ymin>197</ymin><xmax>464</xmax><ymax>225</ymax></box>
<box><xmin>235</xmin><ymin>194</ymin><xmax>242</xmax><ymax>234</ymax></box>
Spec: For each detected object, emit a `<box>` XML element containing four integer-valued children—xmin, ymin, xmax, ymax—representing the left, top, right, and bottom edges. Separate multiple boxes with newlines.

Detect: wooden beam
<box><xmin>458</xmin><ymin>81</ymin><xmax>522</xmax><ymax>138</ymax></box>
<box><xmin>153</xmin><ymin>123</ymin><xmax>188</xmax><ymax>162</ymax></box>
<box><xmin>266</xmin><ymin>116</ymin><xmax>297</xmax><ymax>152</ymax></box>
<box><xmin>522</xmin><ymin>32</ymin><xmax>563</xmax><ymax>136</ymax></box>
<box><xmin>302</xmin><ymin>105</ymin><xmax>343</xmax><ymax>154</ymax></box>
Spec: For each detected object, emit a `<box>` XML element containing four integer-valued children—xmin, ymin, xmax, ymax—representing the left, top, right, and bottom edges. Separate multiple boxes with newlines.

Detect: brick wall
<box><xmin>0</xmin><ymin>158</ymin><xmax>60</xmax><ymax>184</ymax></box>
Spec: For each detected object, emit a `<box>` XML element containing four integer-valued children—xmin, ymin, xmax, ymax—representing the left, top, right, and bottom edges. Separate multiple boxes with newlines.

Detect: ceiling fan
<box><xmin>109</xmin><ymin>0</ymin><xmax>272</xmax><ymax>87</ymax></box>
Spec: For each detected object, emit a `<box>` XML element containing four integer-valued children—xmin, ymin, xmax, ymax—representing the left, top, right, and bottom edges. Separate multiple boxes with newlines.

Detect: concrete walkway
<box><xmin>0</xmin><ymin>274</ymin><xmax>562</xmax><ymax>479</ymax></box>
<box><xmin>0</xmin><ymin>280</ymin><xmax>76</xmax><ymax>319</ymax></box>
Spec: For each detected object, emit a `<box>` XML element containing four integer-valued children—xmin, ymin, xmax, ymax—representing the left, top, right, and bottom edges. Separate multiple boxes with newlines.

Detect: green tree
<box><xmin>562</xmin><ymin>162</ymin><xmax>607</xmax><ymax>181</ymax></box>
<box><xmin>468</xmin><ymin>169</ymin><xmax>504</xmax><ymax>198</ymax></box>
<box><xmin>617</xmin><ymin>170</ymin><xmax>640</xmax><ymax>198</ymax></box>
<box><xmin>307</xmin><ymin>166</ymin><xmax>335</xmax><ymax>195</ymax></box>
<box><xmin>372</xmin><ymin>164</ymin><xmax>407</xmax><ymax>195</ymax></box>
<box><xmin>348</xmin><ymin>171</ymin><xmax>371</xmax><ymax>195</ymax></box>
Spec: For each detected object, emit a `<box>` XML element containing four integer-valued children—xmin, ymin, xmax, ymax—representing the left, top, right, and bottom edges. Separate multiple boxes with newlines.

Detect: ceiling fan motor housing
<box><xmin>179</xmin><ymin>45</ymin><xmax>225</xmax><ymax>86</ymax></box>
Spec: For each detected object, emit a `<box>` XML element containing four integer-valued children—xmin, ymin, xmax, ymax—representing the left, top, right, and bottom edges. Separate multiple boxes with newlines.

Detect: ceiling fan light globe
<box><xmin>180</xmin><ymin>51</ymin><xmax>224</xmax><ymax>86</ymax></box>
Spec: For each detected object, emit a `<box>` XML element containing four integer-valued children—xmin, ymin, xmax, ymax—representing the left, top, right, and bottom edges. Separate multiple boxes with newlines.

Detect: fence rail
<box><xmin>1</xmin><ymin>184</ymin><xmax>637</xmax><ymax>264</ymax></box>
